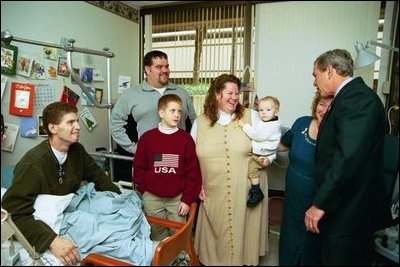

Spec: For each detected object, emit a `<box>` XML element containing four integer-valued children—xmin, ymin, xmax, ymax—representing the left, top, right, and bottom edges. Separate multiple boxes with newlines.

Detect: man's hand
<box><xmin>49</xmin><ymin>236</ymin><xmax>80</xmax><ymax>266</ymax></box>
<box><xmin>304</xmin><ymin>204</ymin><xmax>325</xmax><ymax>234</ymax></box>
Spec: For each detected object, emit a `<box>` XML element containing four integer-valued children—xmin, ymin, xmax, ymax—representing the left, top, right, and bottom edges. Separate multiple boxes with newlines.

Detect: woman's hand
<box><xmin>259</xmin><ymin>156</ymin><xmax>271</xmax><ymax>166</ymax></box>
<box><xmin>199</xmin><ymin>185</ymin><xmax>206</xmax><ymax>201</ymax></box>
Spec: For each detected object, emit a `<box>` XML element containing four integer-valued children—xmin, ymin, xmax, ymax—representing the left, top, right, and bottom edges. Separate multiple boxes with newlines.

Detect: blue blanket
<box><xmin>60</xmin><ymin>183</ymin><xmax>158</xmax><ymax>266</ymax></box>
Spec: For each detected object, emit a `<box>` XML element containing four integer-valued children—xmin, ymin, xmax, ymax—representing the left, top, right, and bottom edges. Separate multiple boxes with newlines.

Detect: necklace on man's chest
<box><xmin>52</xmin><ymin>148</ymin><xmax>67</xmax><ymax>185</ymax></box>
<box><xmin>57</xmin><ymin>163</ymin><xmax>65</xmax><ymax>185</ymax></box>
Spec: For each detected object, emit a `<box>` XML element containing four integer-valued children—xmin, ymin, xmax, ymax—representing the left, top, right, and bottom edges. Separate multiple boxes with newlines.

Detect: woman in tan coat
<box><xmin>190</xmin><ymin>74</ymin><xmax>269</xmax><ymax>265</ymax></box>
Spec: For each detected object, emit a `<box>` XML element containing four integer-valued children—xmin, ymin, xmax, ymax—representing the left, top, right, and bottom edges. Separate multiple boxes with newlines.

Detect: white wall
<box><xmin>254</xmin><ymin>1</ymin><xmax>380</xmax><ymax>129</ymax></box>
<box><xmin>254</xmin><ymin>1</ymin><xmax>381</xmax><ymax>190</ymax></box>
<box><xmin>1</xmin><ymin>1</ymin><xmax>139</xmax><ymax>167</ymax></box>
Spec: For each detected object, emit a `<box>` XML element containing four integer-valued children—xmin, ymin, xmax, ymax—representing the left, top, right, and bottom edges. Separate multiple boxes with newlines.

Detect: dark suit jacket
<box><xmin>314</xmin><ymin>77</ymin><xmax>391</xmax><ymax>235</ymax></box>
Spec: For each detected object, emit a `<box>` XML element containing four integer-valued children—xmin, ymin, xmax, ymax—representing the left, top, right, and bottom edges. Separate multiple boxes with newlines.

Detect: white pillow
<box><xmin>1</xmin><ymin>187</ymin><xmax>7</xmax><ymax>200</ymax></box>
<box><xmin>33</xmin><ymin>193</ymin><xmax>74</xmax><ymax>234</ymax></box>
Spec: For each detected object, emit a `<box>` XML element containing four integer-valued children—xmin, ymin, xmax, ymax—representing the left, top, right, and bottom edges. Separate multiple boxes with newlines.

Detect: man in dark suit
<box><xmin>304</xmin><ymin>49</ymin><xmax>392</xmax><ymax>265</ymax></box>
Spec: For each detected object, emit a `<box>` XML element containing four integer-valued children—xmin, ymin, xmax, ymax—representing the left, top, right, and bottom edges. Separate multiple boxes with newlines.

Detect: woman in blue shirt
<box><xmin>278</xmin><ymin>92</ymin><xmax>333</xmax><ymax>266</ymax></box>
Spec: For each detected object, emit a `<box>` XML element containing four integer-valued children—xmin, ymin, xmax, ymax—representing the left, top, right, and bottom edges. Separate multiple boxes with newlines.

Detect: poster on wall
<box><xmin>1</xmin><ymin>44</ymin><xmax>18</xmax><ymax>75</ymax></box>
<box><xmin>9</xmin><ymin>82</ymin><xmax>35</xmax><ymax>116</ymax></box>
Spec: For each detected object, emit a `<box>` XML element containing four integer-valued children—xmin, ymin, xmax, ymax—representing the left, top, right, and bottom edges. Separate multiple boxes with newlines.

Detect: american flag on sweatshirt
<box><xmin>153</xmin><ymin>153</ymin><xmax>179</xmax><ymax>168</ymax></box>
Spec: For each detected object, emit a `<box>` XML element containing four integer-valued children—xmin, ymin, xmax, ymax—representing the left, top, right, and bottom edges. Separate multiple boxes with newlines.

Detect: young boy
<box><xmin>239</xmin><ymin>96</ymin><xmax>282</xmax><ymax>207</ymax></box>
<box><xmin>133</xmin><ymin>94</ymin><xmax>202</xmax><ymax>240</ymax></box>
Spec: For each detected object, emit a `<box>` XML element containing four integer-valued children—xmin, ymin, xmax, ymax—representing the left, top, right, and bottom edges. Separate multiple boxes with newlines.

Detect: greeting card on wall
<box><xmin>92</xmin><ymin>69</ymin><xmax>104</xmax><ymax>81</ymax></box>
<box><xmin>80</xmin><ymin>67</ymin><xmax>93</xmax><ymax>83</ymax></box>
<box><xmin>1</xmin><ymin>75</ymin><xmax>8</xmax><ymax>100</ymax></box>
<box><xmin>79</xmin><ymin>107</ymin><xmax>97</xmax><ymax>131</ymax></box>
<box><xmin>60</xmin><ymin>85</ymin><xmax>79</xmax><ymax>106</ymax></box>
<box><xmin>1</xmin><ymin>44</ymin><xmax>18</xmax><ymax>75</ymax></box>
<box><xmin>71</xmin><ymin>68</ymin><xmax>80</xmax><ymax>84</ymax></box>
<box><xmin>1</xmin><ymin>122</ymin><xmax>19</xmax><ymax>152</ymax></box>
<box><xmin>30</xmin><ymin>60</ymin><xmax>46</xmax><ymax>80</ymax></box>
<box><xmin>81</xmin><ymin>86</ymin><xmax>95</xmax><ymax>106</ymax></box>
<box><xmin>118</xmin><ymin>75</ymin><xmax>131</xmax><ymax>94</ymax></box>
<box><xmin>38</xmin><ymin>115</ymin><xmax>47</xmax><ymax>136</ymax></box>
<box><xmin>57</xmin><ymin>57</ymin><xmax>70</xmax><ymax>77</ymax></box>
<box><xmin>20</xmin><ymin>116</ymin><xmax>37</xmax><ymax>138</ymax></box>
<box><xmin>9</xmin><ymin>82</ymin><xmax>35</xmax><ymax>116</ymax></box>
<box><xmin>46</xmin><ymin>62</ymin><xmax>57</xmax><ymax>80</ymax></box>
<box><xmin>58</xmin><ymin>37</ymin><xmax>68</xmax><ymax>58</ymax></box>
<box><xmin>16</xmin><ymin>55</ymin><xmax>34</xmax><ymax>77</ymax></box>
<box><xmin>43</xmin><ymin>46</ymin><xmax>58</xmax><ymax>61</ymax></box>
<box><xmin>95</xmin><ymin>88</ymin><xmax>103</xmax><ymax>104</ymax></box>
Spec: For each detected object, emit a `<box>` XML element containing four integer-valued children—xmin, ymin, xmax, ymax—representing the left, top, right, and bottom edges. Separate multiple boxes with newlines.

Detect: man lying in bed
<box><xmin>2</xmin><ymin>102</ymin><xmax>121</xmax><ymax>266</ymax></box>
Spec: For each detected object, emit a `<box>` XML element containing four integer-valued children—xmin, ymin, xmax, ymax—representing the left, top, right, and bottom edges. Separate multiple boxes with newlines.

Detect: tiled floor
<box><xmin>259</xmin><ymin>230</ymin><xmax>279</xmax><ymax>266</ymax></box>
<box><xmin>258</xmin><ymin>228</ymin><xmax>399</xmax><ymax>266</ymax></box>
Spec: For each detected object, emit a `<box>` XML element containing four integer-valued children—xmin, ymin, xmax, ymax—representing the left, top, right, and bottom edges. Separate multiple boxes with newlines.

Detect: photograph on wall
<box><xmin>1</xmin><ymin>44</ymin><xmax>18</xmax><ymax>75</ymax></box>
<box><xmin>95</xmin><ymin>88</ymin><xmax>103</xmax><ymax>104</ymax></box>
<box><xmin>1</xmin><ymin>122</ymin><xmax>20</xmax><ymax>152</ymax></box>
<box><xmin>16</xmin><ymin>55</ymin><xmax>33</xmax><ymax>77</ymax></box>
<box><xmin>57</xmin><ymin>57</ymin><xmax>69</xmax><ymax>77</ymax></box>
<box><xmin>38</xmin><ymin>115</ymin><xmax>47</xmax><ymax>136</ymax></box>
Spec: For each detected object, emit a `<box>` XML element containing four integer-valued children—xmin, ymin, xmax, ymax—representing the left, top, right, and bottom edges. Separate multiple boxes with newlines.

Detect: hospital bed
<box><xmin>81</xmin><ymin>202</ymin><xmax>199</xmax><ymax>266</ymax></box>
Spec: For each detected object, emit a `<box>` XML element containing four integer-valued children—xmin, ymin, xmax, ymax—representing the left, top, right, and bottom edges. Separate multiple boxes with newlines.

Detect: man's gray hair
<box><xmin>314</xmin><ymin>49</ymin><xmax>353</xmax><ymax>77</ymax></box>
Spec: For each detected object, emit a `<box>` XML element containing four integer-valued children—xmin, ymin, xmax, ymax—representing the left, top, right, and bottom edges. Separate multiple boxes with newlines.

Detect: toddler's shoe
<box><xmin>247</xmin><ymin>187</ymin><xmax>264</xmax><ymax>207</ymax></box>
